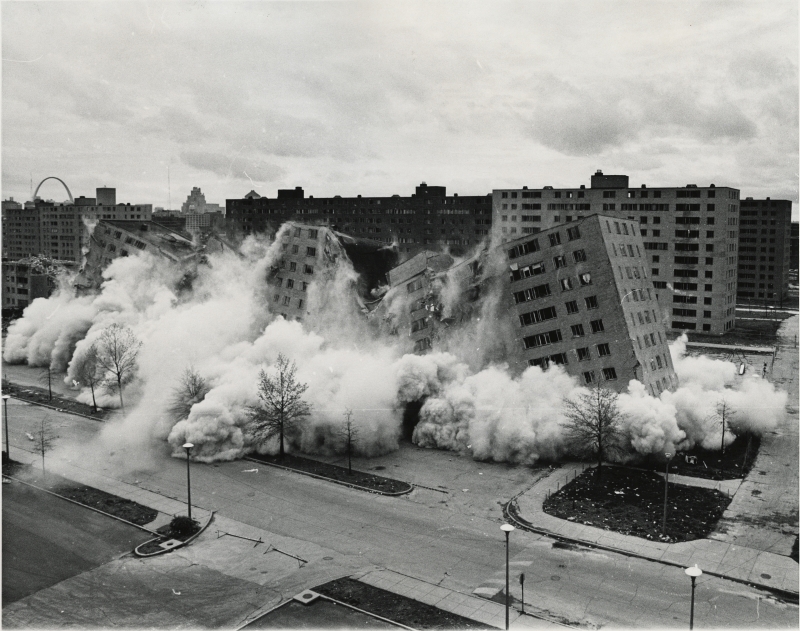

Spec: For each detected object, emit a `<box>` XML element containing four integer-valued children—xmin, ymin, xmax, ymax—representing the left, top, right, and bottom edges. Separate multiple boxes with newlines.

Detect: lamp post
<box><xmin>685</xmin><ymin>564</ymin><xmax>702</xmax><ymax>629</ymax></box>
<box><xmin>2</xmin><ymin>395</ymin><xmax>10</xmax><ymax>461</ymax></box>
<box><xmin>662</xmin><ymin>452</ymin><xmax>673</xmax><ymax>536</ymax></box>
<box><xmin>519</xmin><ymin>573</ymin><xmax>525</xmax><ymax>615</ymax></box>
<box><xmin>183</xmin><ymin>442</ymin><xmax>194</xmax><ymax>521</ymax></box>
<box><xmin>500</xmin><ymin>523</ymin><xmax>515</xmax><ymax>630</ymax></box>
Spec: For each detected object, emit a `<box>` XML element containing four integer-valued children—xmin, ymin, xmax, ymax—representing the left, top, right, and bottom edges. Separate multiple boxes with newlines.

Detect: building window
<box><xmin>602</xmin><ymin>367</ymin><xmax>618</xmax><ymax>381</ymax></box>
<box><xmin>553</xmin><ymin>255</ymin><xmax>567</xmax><ymax>269</ymax></box>
<box><xmin>570</xmin><ymin>324</ymin><xmax>585</xmax><ymax>337</ymax></box>
<box><xmin>519</xmin><ymin>306</ymin><xmax>558</xmax><ymax>327</ymax></box>
<box><xmin>572</xmin><ymin>249</ymin><xmax>587</xmax><ymax>262</ymax></box>
<box><xmin>298</xmin><ymin>299</ymin><xmax>304</xmax><ymax>309</ymax></box>
<box><xmin>282</xmin><ymin>296</ymin><xmax>291</xmax><ymax>305</ymax></box>
<box><xmin>286</xmin><ymin>279</ymin><xmax>294</xmax><ymax>289</ymax></box>
<box><xmin>549</xmin><ymin>232</ymin><xmax>561</xmax><ymax>247</ymax></box>
<box><xmin>560</xmin><ymin>277</ymin><xmax>573</xmax><ymax>291</ymax></box>
<box><xmin>590</xmin><ymin>319</ymin><xmax>604</xmax><ymax>333</ymax></box>
<box><xmin>414</xmin><ymin>337</ymin><xmax>432</xmax><ymax>352</ymax></box>
<box><xmin>567</xmin><ymin>226</ymin><xmax>581</xmax><ymax>241</ymax></box>
<box><xmin>523</xmin><ymin>329</ymin><xmax>563</xmax><ymax>349</ymax></box>
<box><xmin>307</xmin><ymin>247</ymin><xmax>317</xmax><ymax>257</ymax></box>
<box><xmin>597</xmin><ymin>343</ymin><xmax>611</xmax><ymax>356</ymax></box>
<box><xmin>565</xmin><ymin>300</ymin><xmax>579</xmax><ymax>314</ymax></box>
<box><xmin>584</xmin><ymin>296</ymin><xmax>598</xmax><ymax>309</ymax></box>
<box><xmin>577</xmin><ymin>347</ymin><xmax>591</xmax><ymax>361</ymax></box>
<box><xmin>578</xmin><ymin>273</ymin><xmax>592</xmax><ymax>286</ymax></box>
<box><xmin>289</xmin><ymin>262</ymin><xmax>297</xmax><ymax>272</ymax></box>
<box><xmin>292</xmin><ymin>244</ymin><xmax>299</xmax><ymax>254</ymax></box>
<box><xmin>583</xmin><ymin>371</ymin><xmax>595</xmax><ymax>385</ymax></box>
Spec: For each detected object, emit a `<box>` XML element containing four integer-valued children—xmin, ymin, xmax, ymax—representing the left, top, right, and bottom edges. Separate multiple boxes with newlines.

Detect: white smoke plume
<box><xmin>2</xmin><ymin>231</ymin><xmax>789</xmax><ymax>469</ymax></box>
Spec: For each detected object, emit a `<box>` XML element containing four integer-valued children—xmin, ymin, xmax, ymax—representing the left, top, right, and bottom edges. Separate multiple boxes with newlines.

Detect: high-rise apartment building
<box><xmin>227</xmin><ymin>182</ymin><xmax>493</xmax><ymax>260</ymax></box>
<box><xmin>492</xmin><ymin>172</ymin><xmax>740</xmax><ymax>335</ymax></box>
<box><xmin>737</xmin><ymin>198</ymin><xmax>793</xmax><ymax>305</ymax></box>
<box><xmin>376</xmin><ymin>214</ymin><xmax>677</xmax><ymax>395</ymax></box>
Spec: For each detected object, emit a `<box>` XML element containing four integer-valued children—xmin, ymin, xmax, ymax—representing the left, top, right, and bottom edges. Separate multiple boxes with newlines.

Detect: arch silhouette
<box><xmin>33</xmin><ymin>177</ymin><xmax>73</xmax><ymax>203</ymax></box>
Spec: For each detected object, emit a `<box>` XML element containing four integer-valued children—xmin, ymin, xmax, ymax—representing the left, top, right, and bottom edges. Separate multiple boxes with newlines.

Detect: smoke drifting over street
<box><xmin>3</xmin><ymin>231</ymin><xmax>787</xmax><ymax>468</ymax></box>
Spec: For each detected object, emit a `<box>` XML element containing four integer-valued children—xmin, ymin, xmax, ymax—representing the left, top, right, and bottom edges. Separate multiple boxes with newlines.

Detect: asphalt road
<box><xmin>2</xmin><ymin>478</ymin><xmax>151</xmax><ymax>604</ymax></box>
<box><xmin>2</xmin><ymin>392</ymin><xmax>798</xmax><ymax>628</ymax></box>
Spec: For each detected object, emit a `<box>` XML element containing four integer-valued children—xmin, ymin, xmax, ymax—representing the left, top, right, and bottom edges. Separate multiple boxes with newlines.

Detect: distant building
<box><xmin>2</xmin><ymin>197</ymin><xmax>153</xmax><ymax>263</ymax></box>
<box><xmin>791</xmin><ymin>222</ymin><xmax>799</xmax><ymax>272</ymax></box>
<box><xmin>96</xmin><ymin>187</ymin><xmax>117</xmax><ymax>206</ymax></box>
<box><xmin>492</xmin><ymin>172</ymin><xmax>740</xmax><ymax>335</ymax></box>
<box><xmin>76</xmin><ymin>220</ymin><xmax>195</xmax><ymax>289</ymax></box>
<box><xmin>378</xmin><ymin>214</ymin><xmax>677</xmax><ymax>395</ymax></box>
<box><xmin>737</xmin><ymin>198</ymin><xmax>793</xmax><ymax>305</ymax></box>
<box><xmin>152</xmin><ymin>210</ymin><xmax>187</xmax><ymax>232</ymax></box>
<box><xmin>226</xmin><ymin>182</ymin><xmax>493</xmax><ymax>260</ymax></box>
<box><xmin>2</xmin><ymin>257</ymin><xmax>62</xmax><ymax>309</ymax></box>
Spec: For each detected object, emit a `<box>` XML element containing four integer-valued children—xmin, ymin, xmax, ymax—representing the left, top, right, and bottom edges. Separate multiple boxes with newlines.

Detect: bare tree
<box><xmin>707</xmin><ymin>398</ymin><xmax>736</xmax><ymax>456</ymax></box>
<box><xmin>38</xmin><ymin>366</ymin><xmax>53</xmax><ymax>401</ymax></box>
<box><xmin>73</xmin><ymin>343</ymin><xmax>102</xmax><ymax>412</ymax></box>
<box><xmin>562</xmin><ymin>385</ymin><xmax>626</xmax><ymax>480</ymax></box>
<box><xmin>33</xmin><ymin>416</ymin><xmax>58</xmax><ymax>475</ymax></box>
<box><xmin>338</xmin><ymin>408</ymin><xmax>360</xmax><ymax>474</ymax></box>
<box><xmin>96</xmin><ymin>324</ymin><xmax>142</xmax><ymax>413</ymax></box>
<box><xmin>168</xmin><ymin>366</ymin><xmax>210</xmax><ymax>422</ymax></box>
<box><xmin>249</xmin><ymin>353</ymin><xmax>311</xmax><ymax>459</ymax></box>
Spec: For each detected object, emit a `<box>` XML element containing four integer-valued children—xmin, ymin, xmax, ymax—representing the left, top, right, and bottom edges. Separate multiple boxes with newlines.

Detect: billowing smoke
<box><xmin>3</xmin><ymin>228</ymin><xmax>788</xmax><ymax>470</ymax></box>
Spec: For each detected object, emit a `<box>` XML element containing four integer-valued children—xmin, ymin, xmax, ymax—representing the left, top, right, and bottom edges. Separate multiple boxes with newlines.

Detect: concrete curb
<box><xmin>134</xmin><ymin>511</ymin><xmax>216</xmax><ymax>557</ymax></box>
<box><xmin>502</xmin><ymin>499</ymin><xmax>799</xmax><ymax>605</ymax></box>
<box><xmin>243</xmin><ymin>456</ymin><xmax>413</xmax><ymax>497</ymax></box>
<box><xmin>2</xmin><ymin>473</ymin><xmax>161</xmax><ymax>535</ymax></box>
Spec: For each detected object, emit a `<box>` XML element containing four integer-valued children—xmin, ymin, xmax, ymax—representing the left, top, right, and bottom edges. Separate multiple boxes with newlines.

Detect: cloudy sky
<box><xmin>3</xmin><ymin>1</ymin><xmax>797</xmax><ymax>216</ymax></box>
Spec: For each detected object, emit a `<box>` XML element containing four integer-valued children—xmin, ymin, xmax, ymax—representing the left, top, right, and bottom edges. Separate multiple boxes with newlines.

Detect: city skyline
<box><xmin>2</xmin><ymin>1</ymin><xmax>797</xmax><ymax>217</ymax></box>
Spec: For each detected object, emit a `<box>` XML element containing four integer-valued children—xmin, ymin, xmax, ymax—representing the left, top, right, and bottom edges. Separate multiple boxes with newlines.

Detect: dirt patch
<box><xmin>137</xmin><ymin>519</ymin><xmax>201</xmax><ymax>554</ymax></box>
<box><xmin>314</xmin><ymin>577</ymin><xmax>489</xmax><ymax>629</ymax></box>
<box><xmin>543</xmin><ymin>466</ymin><xmax>731</xmax><ymax>543</ymax></box>
<box><xmin>248</xmin><ymin>453</ymin><xmax>412</xmax><ymax>494</ymax></box>
<box><xmin>3</xmin><ymin>381</ymin><xmax>110</xmax><ymax>420</ymax></box>
<box><xmin>7</xmin><ymin>465</ymin><xmax>157</xmax><ymax>526</ymax></box>
<box><xmin>640</xmin><ymin>433</ymin><xmax>761</xmax><ymax>481</ymax></box>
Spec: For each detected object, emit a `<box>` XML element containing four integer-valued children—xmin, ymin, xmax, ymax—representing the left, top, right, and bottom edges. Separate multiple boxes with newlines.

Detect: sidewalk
<box><xmin>356</xmin><ymin>567</ymin><xmax>563</xmax><ymax>629</ymax></box>
<box><xmin>513</xmin><ymin>462</ymin><xmax>798</xmax><ymax>598</ymax></box>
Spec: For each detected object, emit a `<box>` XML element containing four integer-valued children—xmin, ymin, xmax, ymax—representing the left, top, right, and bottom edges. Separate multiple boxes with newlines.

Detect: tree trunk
<box><xmin>348</xmin><ymin>439</ymin><xmax>352</xmax><ymax>474</ymax></box>
<box><xmin>117</xmin><ymin>375</ymin><xmax>125</xmax><ymax>414</ymax></box>
<box><xmin>721</xmin><ymin>415</ymin><xmax>725</xmax><ymax>457</ymax></box>
<box><xmin>90</xmin><ymin>383</ymin><xmax>97</xmax><ymax>412</ymax></box>
<box><xmin>47</xmin><ymin>368</ymin><xmax>52</xmax><ymax>401</ymax></box>
<box><xmin>595</xmin><ymin>446</ymin><xmax>603</xmax><ymax>481</ymax></box>
<box><xmin>279</xmin><ymin>418</ymin><xmax>285</xmax><ymax>459</ymax></box>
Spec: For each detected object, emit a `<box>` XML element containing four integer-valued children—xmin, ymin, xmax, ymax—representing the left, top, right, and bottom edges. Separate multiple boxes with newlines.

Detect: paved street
<box><xmin>2</xmin><ymin>383</ymin><xmax>798</xmax><ymax>628</ymax></box>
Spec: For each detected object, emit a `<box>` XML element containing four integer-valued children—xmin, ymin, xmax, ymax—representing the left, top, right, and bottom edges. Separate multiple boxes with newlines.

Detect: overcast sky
<box><xmin>3</xmin><ymin>1</ymin><xmax>797</xmax><ymax>217</ymax></box>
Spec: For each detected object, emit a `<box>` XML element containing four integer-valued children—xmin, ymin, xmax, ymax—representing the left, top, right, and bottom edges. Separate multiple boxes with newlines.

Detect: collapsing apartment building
<box><xmin>373</xmin><ymin>214</ymin><xmax>678</xmax><ymax>396</ymax></box>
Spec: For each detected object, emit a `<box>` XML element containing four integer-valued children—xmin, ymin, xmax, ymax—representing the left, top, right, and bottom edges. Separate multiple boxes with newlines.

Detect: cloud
<box><xmin>180</xmin><ymin>150</ymin><xmax>285</xmax><ymax>183</ymax></box>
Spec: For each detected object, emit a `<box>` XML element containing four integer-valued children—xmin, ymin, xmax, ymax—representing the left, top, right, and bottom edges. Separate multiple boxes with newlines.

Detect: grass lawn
<box><xmin>247</xmin><ymin>452</ymin><xmax>412</xmax><ymax>494</ymax></box>
<box><xmin>314</xmin><ymin>577</ymin><xmax>488</xmax><ymax>630</ymax></box>
<box><xmin>543</xmin><ymin>466</ymin><xmax>731</xmax><ymax>543</ymax></box>
<box><xmin>640</xmin><ymin>433</ymin><xmax>760</xmax><ymax>481</ymax></box>
<box><xmin>3</xmin><ymin>381</ymin><xmax>110</xmax><ymax>419</ymax></box>
<box><xmin>4</xmin><ymin>462</ymin><xmax>157</xmax><ymax>526</ymax></box>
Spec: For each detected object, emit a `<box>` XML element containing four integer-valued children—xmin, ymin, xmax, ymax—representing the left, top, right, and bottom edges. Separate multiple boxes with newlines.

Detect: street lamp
<box><xmin>183</xmin><ymin>442</ymin><xmax>194</xmax><ymax>521</ymax></box>
<box><xmin>500</xmin><ymin>523</ymin><xmax>515</xmax><ymax>630</ymax></box>
<box><xmin>685</xmin><ymin>564</ymin><xmax>703</xmax><ymax>629</ymax></box>
<box><xmin>2</xmin><ymin>395</ymin><xmax>10</xmax><ymax>461</ymax></box>
<box><xmin>662</xmin><ymin>452</ymin><xmax>673</xmax><ymax>536</ymax></box>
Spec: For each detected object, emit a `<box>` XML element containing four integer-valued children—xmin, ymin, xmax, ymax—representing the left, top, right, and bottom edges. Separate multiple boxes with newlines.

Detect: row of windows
<box><xmin>517</xmin><ymin>296</ymin><xmax>600</xmax><ymax>327</ymax></box>
<box><xmin>510</xmin><ymin>250</ymin><xmax>586</xmax><ymax>281</ymax></box>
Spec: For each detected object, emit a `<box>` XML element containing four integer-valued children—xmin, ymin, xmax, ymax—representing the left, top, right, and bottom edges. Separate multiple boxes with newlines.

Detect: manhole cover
<box><xmin>323</xmin><ymin>556</ymin><xmax>334</xmax><ymax>561</ymax></box>
<box><xmin>550</xmin><ymin>575</ymin><xmax>561</xmax><ymax>581</ymax></box>
<box><xmin>761</xmin><ymin>573</ymin><xmax>772</xmax><ymax>579</ymax></box>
